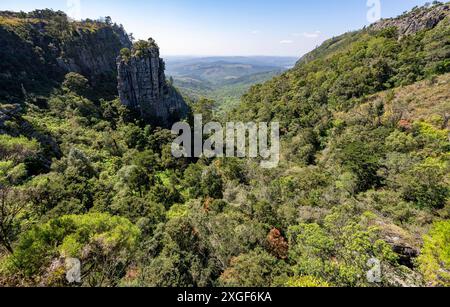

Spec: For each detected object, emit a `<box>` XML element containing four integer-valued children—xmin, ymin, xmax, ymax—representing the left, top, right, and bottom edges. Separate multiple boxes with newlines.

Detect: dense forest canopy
<box><xmin>0</xmin><ymin>3</ymin><xmax>449</xmax><ymax>287</ymax></box>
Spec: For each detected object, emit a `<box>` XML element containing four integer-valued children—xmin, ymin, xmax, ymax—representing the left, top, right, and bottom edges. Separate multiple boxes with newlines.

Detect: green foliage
<box><xmin>191</xmin><ymin>98</ymin><xmax>216</xmax><ymax>123</ymax></box>
<box><xmin>414</xmin><ymin>122</ymin><xmax>450</xmax><ymax>152</ymax></box>
<box><xmin>1</xmin><ymin>4</ymin><xmax>449</xmax><ymax>287</ymax></box>
<box><xmin>0</xmin><ymin>187</ymin><xmax>27</xmax><ymax>254</ymax></box>
<box><xmin>183</xmin><ymin>163</ymin><xmax>224</xmax><ymax>200</ymax></box>
<box><xmin>284</xmin><ymin>276</ymin><xmax>330</xmax><ymax>287</ymax></box>
<box><xmin>418</xmin><ymin>220</ymin><xmax>450</xmax><ymax>287</ymax></box>
<box><xmin>219</xmin><ymin>248</ymin><xmax>283</xmax><ymax>287</ymax></box>
<box><xmin>131</xmin><ymin>38</ymin><xmax>159</xmax><ymax>58</ymax></box>
<box><xmin>0</xmin><ymin>135</ymin><xmax>39</xmax><ymax>163</ymax></box>
<box><xmin>286</xmin><ymin>206</ymin><xmax>399</xmax><ymax>287</ymax></box>
<box><xmin>140</xmin><ymin>215</ymin><xmax>220</xmax><ymax>287</ymax></box>
<box><xmin>166</xmin><ymin>204</ymin><xmax>189</xmax><ymax>220</ymax></box>
<box><xmin>169</xmin><ymin>59</ymin><xmax>287</xmax><ymax>112</ymax></box>
<box><xmin>62</xmin><ymin>73</ymin><xmax>89</xmax><ymax>96</ymax></box>
<box><xmin>201</xmin><ymin>167</ymin><xmax>224</xmax><ymax>200</ymax></box>
<box><xmin>400</xmin><ymin>158</ymin><xmax>449</xmax><ymax>209</ymax></box>
<box><xmin>9</xmin><ymin>213</ymin><xmax>140</xmax><ymax>285</ymax></box>
<box><xmin>232</xmin><ymin>12</ymin><xmax>450</xmax><ymax>129</ymax></box>
<box><xmin>385</xmin><ymin>130</ymin><xmax>418</xmax><ymax>153</ymax></box>
<box><xmin>120</xmin><ymin>48</ymin><xmax>131</xmax><ymax>61</ymax></box>
<box><xmin>0</xmin><ymin>135</ymin><xmax>42</xmax><ymax>184</ymax></box>
<box><xmin>0</xmin><ymin>9</ymin><xmax>129</xmax><ymax>102</ymax></box>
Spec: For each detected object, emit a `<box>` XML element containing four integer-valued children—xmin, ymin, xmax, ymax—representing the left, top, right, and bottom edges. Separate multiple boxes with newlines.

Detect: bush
<box><xmin>10</xmin><ymin>213</ymin><xmax>140</xmax><ymax>286</ymax></box>
<box><xmin>418</xmin><ymin>221</ymin><xmax>450</xmax><ymax>287</ymax></box>
<box><xmin>0</xmin><ymin>135</ymin><xmax>39</xmax><ymax>162</ymax></box>
<box><xmin>120</xmin><ymin>48</ymin><xmax>131</xmax><ymax>61</ymax></box>
<box><xmin>400</xmin><ymin>158</ymin><xmax>449</xmax><ymax>209</ymax></box>
<box><xmin>219</xmin><ymin>249</ymin><xmax>283</xmax><ymax>287</ymax></box>
<box><xmin>62</xmin><ymin>72</ymin><xmax>89</xmax><ymax>96</ymax></box>
<box><xmin>284</xmin><ymin>276</ymin><xmax>330</xmax><ymax>287</ymax></box>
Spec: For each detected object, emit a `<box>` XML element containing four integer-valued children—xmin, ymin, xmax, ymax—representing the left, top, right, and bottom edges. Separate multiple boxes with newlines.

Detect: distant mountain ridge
<box><xmin>165</xmin><ymin>56</ymin><xmax>296</xmax><ymax>110</ymax></box>
<box><xmin>165</xmin><ymin>56</ymin><xmax>297</xmax><ymax>68</ymax></box>
<box><xmin>165</xmin><ymin>56</ymin><xmax>296</xmax><ymax>84</ymax></box>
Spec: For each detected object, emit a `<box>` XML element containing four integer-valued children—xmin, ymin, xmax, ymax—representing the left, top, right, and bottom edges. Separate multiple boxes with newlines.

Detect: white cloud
<box><xmin>297</xmin><ymin>31</ymin><xmax>321</xmax><ymax>38</ymax></box>
<box><xmin>280</xmin><ymin>40</ymin><xmax>294</xmax><ymax>44</ymax></box>
<box><xmin>251</xmin><ymin>30</ymin><xmax>261</xmax><ymax>35</ymax></box>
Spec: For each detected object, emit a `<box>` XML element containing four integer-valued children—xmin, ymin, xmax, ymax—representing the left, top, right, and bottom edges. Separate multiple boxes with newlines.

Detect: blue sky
<box><xmin>0</xmin><ymin>0</ymin><xmax>431</xmax><ymax>56</ymax></box>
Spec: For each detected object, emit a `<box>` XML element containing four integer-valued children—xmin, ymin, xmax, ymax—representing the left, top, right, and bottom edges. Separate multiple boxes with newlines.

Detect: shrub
<box><xmin>10</xmin><ymin>213</ymin><xmax>140</xmax><ymax>286</ymax></box>
<box><xmin>418</xmin><ymin>221</ymin><xmax>450</xmax><ymax>287</ymax></box>
<box><xmin>62</xmin><ymin>72</ymin><xmax>89</xmax><ymax>96</ymax></box>
<box><xmin>0</xmin><ymin>135</ymin><xmax>39</xmax><ymax>163</ymax></box>
<box><xmin>284</xmin><ymin>276</ymin><xmax>330</xmax><ymax>287</ymax></box>
<box><xmin>219</xmin><ymin>249</ymin><xmax>282</xmax><ymax>287</ymax></box>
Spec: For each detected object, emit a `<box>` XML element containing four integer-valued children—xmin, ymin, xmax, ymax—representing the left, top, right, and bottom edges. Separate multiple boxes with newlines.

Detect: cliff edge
<box><xmin>117</xmin><ymin>39</ymin><xmax>189</xmax><ymax>127</ymax></box>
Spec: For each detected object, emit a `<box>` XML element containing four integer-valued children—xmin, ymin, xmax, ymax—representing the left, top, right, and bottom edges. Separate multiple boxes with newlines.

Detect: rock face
<box><xmin>117</xmin><ymin>39</ymin><xmax>188</xmax><ymax>127</ymax></box>
<box><xmin>0</xmin><ymin>10</ymin><xmax>132</xmax><ymax>102</ymax></box>
<box><xmin>371</xmin><ymin>3</ymin><xmax>449</xmax><ymax>36</ymax></box>
<box><xmin>58</xmin><ymin>25</ymin><xmax>132</xmax><ymax>79</ymax></box>
<box><xmin>296</xmin><ymin>3</ymin><xmax>449</xmax><ymax>67</ymax></box>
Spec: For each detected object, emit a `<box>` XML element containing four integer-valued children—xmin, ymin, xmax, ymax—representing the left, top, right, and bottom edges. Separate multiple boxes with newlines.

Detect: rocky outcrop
<box><xmin>376</xmin><ymin>221</ymin><xmax>420</xmax><ymax>269</ymax></box>
<box><xmin>117</xmin><ymin>39</ymin><xmax>189</xmax><ymax>127</ymax></box>
<box><xmin>371</xmin><ymin>3</ymin><xmax>449</xmax><ymax>36</ymax></box>
<box><xmin>58</xmin><ymin>24</ymin><xmax>132</xmax><ymax>79</ymax></box>
<box><xmin>0</xmin><ymin>10</ymin><xmax>132</xmax><ymax>102</ymax></box>
<box><xmin>296</xmin><ymin>3</ymin><xmax>449</xmax><ymax>67</ymax></box>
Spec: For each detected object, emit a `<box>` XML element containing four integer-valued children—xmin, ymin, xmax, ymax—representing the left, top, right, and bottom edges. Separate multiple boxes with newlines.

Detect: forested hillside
<box><xmin>0</xmin><ymin>10</ymin><xmax>131</xmax><ymax>103</ymax></box>
<box><xmin>164</xmin><ymin>56</ymin><xmax>296</xmax><ymax>112</ymax></box>
<box><xmin>0</xmin><ymin>3</ymin><xmax>449</xmax><ymax>287</ymax></box>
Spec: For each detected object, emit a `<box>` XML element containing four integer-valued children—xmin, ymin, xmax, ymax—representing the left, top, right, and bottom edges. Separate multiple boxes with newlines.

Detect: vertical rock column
<box><xmin>117</xmin><ymin>38</ymin><xmax>188</xmax><ymax>127</ymax></box>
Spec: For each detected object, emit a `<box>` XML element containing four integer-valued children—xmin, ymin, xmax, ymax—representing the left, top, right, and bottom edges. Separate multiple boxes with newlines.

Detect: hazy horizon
<box><xmin>163</xmin><ymin>55</ymin><xmax>299</xmax><ymax>60</ymax></box>
<box><xmin>0</xmin><ymin>0</ymin><xmax>431</xmax><ymax>57</ymax></box>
